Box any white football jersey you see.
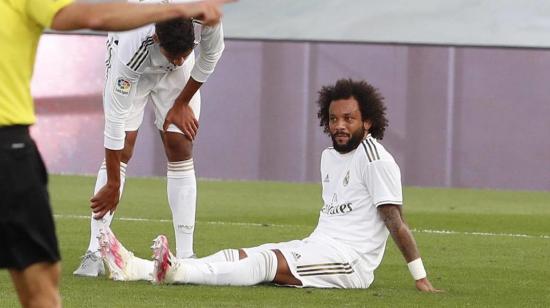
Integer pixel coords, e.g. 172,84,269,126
102,0,224,149
106,11,224,82
309,135,403,270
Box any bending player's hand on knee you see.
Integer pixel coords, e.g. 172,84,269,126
163,104,198,141
90,184,120,219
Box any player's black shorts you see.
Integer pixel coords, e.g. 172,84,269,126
0,125,60,270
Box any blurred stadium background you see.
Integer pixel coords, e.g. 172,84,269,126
31,0,550,190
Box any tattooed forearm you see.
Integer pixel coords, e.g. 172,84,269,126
380,205,402,233
378,204,420,262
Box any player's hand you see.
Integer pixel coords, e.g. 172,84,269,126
163,104,198,141
179,0,236,26
90,183,120,219
415,277,442,293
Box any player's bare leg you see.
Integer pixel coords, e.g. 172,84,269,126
160,131,196,259
9,262,61,308
120,130,139,164
74,131,138,277
239,249,302,286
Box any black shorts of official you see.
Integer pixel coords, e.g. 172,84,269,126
0,125,60,270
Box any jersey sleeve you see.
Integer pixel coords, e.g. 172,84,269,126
362,160,403,207
191,22,225,83
102,33,147,150
103,61,140,150
26,0,73,28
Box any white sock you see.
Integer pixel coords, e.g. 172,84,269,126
169,250,277,286
127,256,155,281
167,159,196,259
197,249,240,263
86,161,127,253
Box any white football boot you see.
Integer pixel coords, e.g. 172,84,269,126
98,228,154,281
151,235,180,284
73,250,105,277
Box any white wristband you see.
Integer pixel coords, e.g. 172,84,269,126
407,258,427,280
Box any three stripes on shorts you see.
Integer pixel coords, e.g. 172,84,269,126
296,262,354,277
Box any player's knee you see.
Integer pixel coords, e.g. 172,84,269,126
238,249,248,260
164,133,193,161
272,249,302,286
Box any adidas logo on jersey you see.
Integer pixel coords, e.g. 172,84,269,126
324,174,330,182
291,252,302,261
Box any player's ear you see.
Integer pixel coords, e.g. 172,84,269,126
153,33,159,43
363,120,372,133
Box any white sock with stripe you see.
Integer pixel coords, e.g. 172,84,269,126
167,159,196,259
86,161,127,254
196,249,240,263
169,250,277,286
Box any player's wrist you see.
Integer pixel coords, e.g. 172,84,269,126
106,179,121,189
407,258,427,280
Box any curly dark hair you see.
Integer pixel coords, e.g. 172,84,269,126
316,79,388,140
155,18,195,56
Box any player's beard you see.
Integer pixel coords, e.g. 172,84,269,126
331,127,365,154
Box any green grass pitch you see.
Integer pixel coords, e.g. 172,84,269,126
1,175,549,307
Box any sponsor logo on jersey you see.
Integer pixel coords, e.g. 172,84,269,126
115,78,132,96
324,174,330,183
343,171,350,186
321,202,353,215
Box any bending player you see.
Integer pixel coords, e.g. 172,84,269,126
74,1,225,276
99,79,440,291
1,0,230,306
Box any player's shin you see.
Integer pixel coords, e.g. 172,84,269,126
87,161,127,253
167,159,196,258
196,249,240,263
173,250,277,286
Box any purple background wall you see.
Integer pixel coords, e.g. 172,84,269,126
31,34,550,191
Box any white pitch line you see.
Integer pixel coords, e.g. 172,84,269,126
411,229,550,240
53,214,550,240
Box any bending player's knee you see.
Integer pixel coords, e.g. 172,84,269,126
238,249,248,260
163,132,193,161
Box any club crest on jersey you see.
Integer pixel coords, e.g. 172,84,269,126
343,171,350,186
115,77,132,96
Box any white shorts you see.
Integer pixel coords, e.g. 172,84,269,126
243,234,375,289
123,53,201,133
